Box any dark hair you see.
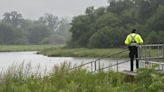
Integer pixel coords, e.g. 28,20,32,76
132,29,136,33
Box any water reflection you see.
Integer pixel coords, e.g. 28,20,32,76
0,51,131,72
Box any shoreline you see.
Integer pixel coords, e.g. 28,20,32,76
0,45,129,58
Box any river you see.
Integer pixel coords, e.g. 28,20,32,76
0,51,131,73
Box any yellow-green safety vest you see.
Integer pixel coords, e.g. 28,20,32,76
124,33,143,46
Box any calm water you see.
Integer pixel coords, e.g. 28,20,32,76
0,51,131,72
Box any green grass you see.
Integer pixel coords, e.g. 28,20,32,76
0,63,164,92
39,48,129,58
0,45,64,52
0,45,161,58
0,45,129,58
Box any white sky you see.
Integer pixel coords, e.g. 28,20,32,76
0,0,108,20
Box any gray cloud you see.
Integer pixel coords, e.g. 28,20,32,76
0,0,108,19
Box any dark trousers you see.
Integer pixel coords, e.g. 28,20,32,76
128,46,139,71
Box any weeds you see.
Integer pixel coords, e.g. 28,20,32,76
0,62,164,92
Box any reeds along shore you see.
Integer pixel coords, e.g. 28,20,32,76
0,62,164,92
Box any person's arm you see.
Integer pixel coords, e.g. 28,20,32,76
125,35,131,45
137,34,143,45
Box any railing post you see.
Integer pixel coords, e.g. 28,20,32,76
162,64,164,71
158,64,161,70
144,46,146,60
138,45,141,60
148,46,151,61
98,59,100,71
157,45,160,58
145,46,149,65
116,59,118,72
138,45,142,68
163,44,164,58
94,61,96,71
91,62,93,72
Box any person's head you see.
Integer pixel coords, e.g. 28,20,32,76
132,29,136,33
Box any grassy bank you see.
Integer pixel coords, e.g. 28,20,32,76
0,63,163,92
39,48,129,58
0,45,63,52
0,45,129,58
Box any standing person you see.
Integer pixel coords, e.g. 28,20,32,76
124,29,143,71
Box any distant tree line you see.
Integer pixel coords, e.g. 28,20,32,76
0,11,71,45
69,0,164,48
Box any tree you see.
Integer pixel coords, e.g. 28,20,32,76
107,0,134,15
88,26,123,48
38,13,60,31
55,18,71,42
85,6,95,15
69,15,96,47
96,13,120,29
28,23,52,44
0,23,27,44
2,11,24,27
68,0,164,48
41,18,71,45
146,5,164,31
94,7,106,17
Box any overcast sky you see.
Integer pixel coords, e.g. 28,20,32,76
0,0,108,19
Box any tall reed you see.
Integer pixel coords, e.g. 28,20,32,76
0,62,163,92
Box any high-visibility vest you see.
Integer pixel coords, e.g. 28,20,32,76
124,33,143,45
130,34,137,46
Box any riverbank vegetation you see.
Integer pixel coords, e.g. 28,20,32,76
0,45,161,58
0,45,63,52
0,63,163,92
0,45,128,58
39,47,128,58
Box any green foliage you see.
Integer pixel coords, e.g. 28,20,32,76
107,0,134,15
39,47,128,57
0,45,62,52
136,66,164,92
0,63,164,92
69,0,164,48
27,23,52,44
69,15,96,47
145,31,164,44
146,5,164,31
96,13,121,29
0,23,27,44
88,27,122,48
